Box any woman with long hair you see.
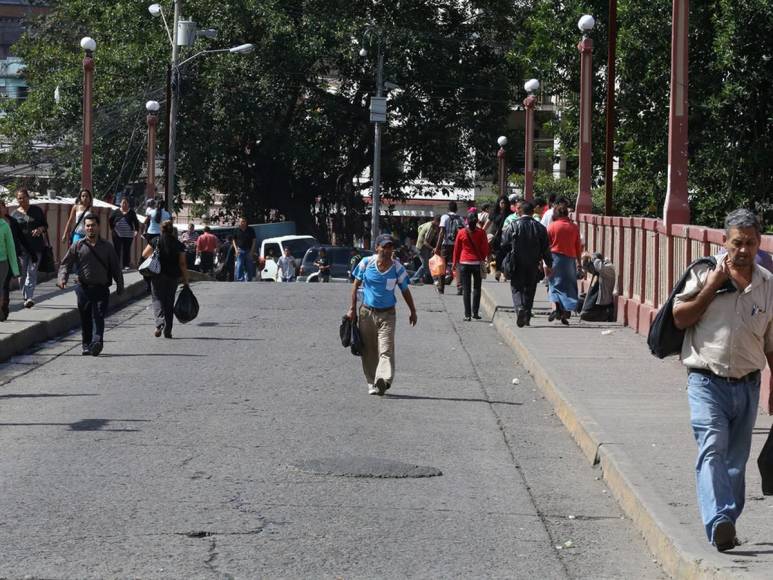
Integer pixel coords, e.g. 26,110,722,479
62,188,93,245
11,188,48,308
490,196,511,280
546,201,582,325
141,220,189,338
452,208,490,321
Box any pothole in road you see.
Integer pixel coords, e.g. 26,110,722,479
292,456,442,478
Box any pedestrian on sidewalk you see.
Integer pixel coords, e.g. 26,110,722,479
57,214,124,356
195,226,218,275
348,234,418,396
232,218,257,282
452,208,490,321
578,252,616,322
540,193,558,229
500,200,552,327
434,200,464,295
672,209,773,552
142,220,189,339
12,188,48,309
0,200,19,322
546,201,582,325
1,198,30,321
488,196,511,281
109,198,140,270
61,189,93,246
144,199,172,244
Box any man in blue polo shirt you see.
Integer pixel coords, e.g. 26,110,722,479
347,234,418,396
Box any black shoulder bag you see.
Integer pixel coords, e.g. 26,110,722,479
647,257,717,359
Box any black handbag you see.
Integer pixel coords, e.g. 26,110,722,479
38,232,56,273
339,302,362,356
758,424,773,495
174,285,199,323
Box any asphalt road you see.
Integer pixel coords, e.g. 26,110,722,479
0,282,665,579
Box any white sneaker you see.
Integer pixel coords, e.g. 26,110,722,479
368,384,379,395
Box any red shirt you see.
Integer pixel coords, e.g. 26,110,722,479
547,218,582,258
453,226,490,265
196,232,218,254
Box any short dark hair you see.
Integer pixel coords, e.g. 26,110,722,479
203,226,211,233
84,212,99,225
534,197,546,208
448,200,458,213
520,201,535,215
481,203,491,211
725,209,762,237
557,197,570,207
548,193,557,204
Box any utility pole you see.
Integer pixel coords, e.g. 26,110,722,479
166,0,181,210
369,41,385,250
80,37,96,193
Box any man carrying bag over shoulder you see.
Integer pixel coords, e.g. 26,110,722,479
58,213,124,356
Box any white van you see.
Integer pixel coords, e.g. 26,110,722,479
260,235,318,281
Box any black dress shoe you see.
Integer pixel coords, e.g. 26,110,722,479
548,311,558,322
463,316,471,322
516,309,527,328
714,521,738,552
82,347,91,356
90,342,103,356
472,314,481,320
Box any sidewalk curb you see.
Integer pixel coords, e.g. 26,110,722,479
480,287,761,580
0,277,148,365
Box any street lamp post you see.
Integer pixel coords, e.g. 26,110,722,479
663,0,690,226
523,79,539,202
497,136,507,198
146,100,160,199
80,36,96,193
575,15,595,216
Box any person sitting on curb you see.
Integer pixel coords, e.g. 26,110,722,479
673,208,773,552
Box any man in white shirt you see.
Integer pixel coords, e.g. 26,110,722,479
540,193,558,228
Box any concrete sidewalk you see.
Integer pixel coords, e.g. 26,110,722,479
480,280,773,580
0,272,148,364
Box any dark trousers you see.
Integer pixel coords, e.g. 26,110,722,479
511,282,538,316
459,264,482,318
199,251,214,274
436,245,460,292
75,284,110,347
151,274,178,333
112,235,133,268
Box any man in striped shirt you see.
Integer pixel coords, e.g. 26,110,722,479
348,234,418,396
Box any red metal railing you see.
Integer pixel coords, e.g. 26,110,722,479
576,213,773,413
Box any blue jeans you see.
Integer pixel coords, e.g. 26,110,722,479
235,250,255,281
19,251,42,300
687,370,760,542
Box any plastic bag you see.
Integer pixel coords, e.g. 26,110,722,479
174,285,199,324
429,254,446,278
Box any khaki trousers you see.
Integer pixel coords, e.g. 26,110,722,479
358,306,396,386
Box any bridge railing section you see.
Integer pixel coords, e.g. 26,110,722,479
576,214,773,413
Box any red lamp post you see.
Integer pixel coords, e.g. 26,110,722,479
663,0,690,226
80,37,96,193
575,15,595,216
523,78,540,202
497,136,507,198
146,100,160,199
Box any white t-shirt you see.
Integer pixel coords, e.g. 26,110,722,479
540,208,555,229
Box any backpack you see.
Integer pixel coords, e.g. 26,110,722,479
647,257,717,359
445,213,464,244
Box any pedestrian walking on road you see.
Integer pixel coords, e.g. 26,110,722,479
672,209,773,552
546,201,582,325
277,246,297,282
452,208,490,321
0,201,19,322
434,201,464,295
142,220,190,339
62,189,93,246
12,188,48,309
348,234,417,396
109,198,140,270
233,218,257,282
500,201,552,327
315,247,331,282
57,214,124,356
411,216,439,285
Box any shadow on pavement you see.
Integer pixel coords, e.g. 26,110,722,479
386,393,523,406
0,418,149,432
0,393,99,400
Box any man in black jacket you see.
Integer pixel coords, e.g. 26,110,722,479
58,214,124,356
499,201,552,327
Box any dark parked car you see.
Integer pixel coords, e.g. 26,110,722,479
300,246,373,281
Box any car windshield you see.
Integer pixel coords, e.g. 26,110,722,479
284,238,317,259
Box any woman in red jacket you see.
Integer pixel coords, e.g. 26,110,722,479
453,208,490,321
546,202,583,324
